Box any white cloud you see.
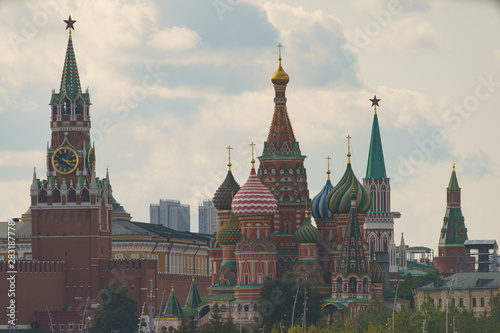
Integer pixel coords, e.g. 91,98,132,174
147,26,200,52
0,151,45,167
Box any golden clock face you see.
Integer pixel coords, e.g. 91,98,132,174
52,147,79,174
87,148,96,174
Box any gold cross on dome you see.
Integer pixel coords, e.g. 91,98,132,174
346,135,352,163
250,142,256,168
326,156,331,180
277,43,282,60
226,145,233,170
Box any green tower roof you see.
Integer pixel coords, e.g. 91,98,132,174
164,288,183,318
365,113,387,179
448,164,460,189
337,198,369,276
185,279,202,308
439,164,467,246
60,34,82,97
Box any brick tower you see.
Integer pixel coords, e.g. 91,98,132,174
30,19,113,308
434,163,473,275
363,96,400,257
257,47,308,276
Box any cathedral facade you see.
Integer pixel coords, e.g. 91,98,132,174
200,52,396,324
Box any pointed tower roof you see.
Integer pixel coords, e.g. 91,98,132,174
53,17,89,104
439,163,467,246
164,286,183,318
448,162,459,189
185,278,202,308
31,166,38,191
261,46,302,157
60,31,82,97
337,192,369,276
366,96,387,179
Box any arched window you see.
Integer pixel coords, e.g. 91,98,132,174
52,189,61,203
285,223,290,233
221,304,227,312
348,277,357,293
277,258,284,271
363,278,369,294
81,188,90,202
39,189,47,203
286,258,293,271
63,99,71,115
67,189,76,202
76,100,83,115
336,277,342,293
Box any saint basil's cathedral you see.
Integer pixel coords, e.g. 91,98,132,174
198,48,401,323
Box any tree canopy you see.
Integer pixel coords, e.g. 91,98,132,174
259,274,322,330
91,283,139,333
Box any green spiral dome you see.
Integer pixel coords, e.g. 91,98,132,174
327,163,372,214
294,215,320,244
370,260,387,284
216,213,241,246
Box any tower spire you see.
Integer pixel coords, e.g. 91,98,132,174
366,96,387,179
60,15,81,97
263,44,300,157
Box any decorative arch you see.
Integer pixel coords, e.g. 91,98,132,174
348,277,357,293
38,189,47,203
336,277,342,293
67,189,76,202
81,188,90,202
52,189,61,203
363,278,369,294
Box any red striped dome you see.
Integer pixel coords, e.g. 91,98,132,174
232,167,277,217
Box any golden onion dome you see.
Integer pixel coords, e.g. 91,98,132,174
271,58,289,85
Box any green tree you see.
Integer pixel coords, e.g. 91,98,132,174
222,312,237,333
176,313,198,333
204,304,224,333
355,301,391,331
259,274,322,329
395,271,441,309
483,294,500,332
91,283,139,333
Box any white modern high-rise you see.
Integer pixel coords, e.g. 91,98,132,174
150,199,190,232
198,200,217,235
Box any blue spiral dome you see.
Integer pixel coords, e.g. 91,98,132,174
311,179,334,219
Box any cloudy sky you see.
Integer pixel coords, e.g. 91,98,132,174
1,0,499,250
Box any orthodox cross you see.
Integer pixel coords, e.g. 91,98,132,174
250,142,256,167
226,145,233,170
326,156,331,180
346,135,352,163
277,43,282,60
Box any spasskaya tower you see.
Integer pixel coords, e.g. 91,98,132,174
30,16,113,308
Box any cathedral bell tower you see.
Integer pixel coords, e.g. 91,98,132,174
257,46,308,276
30,17,113,308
